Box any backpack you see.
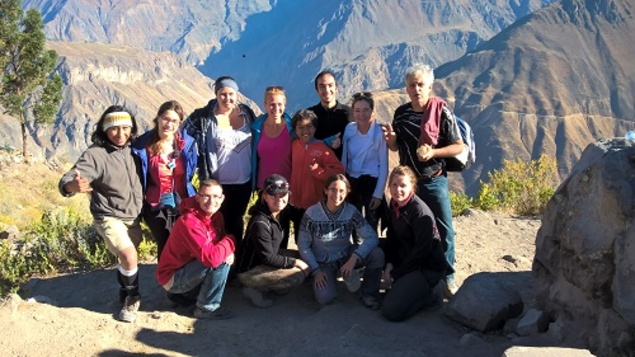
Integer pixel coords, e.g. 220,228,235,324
445,116,476,172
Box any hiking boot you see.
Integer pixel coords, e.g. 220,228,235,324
119,295,141,323
342,269,361,293
167,292,197,308
443,280,459,299
360,295,380,310
242,287,273,308
193,306,234,320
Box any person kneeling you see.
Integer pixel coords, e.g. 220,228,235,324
237,174,309,308
156,179,236,320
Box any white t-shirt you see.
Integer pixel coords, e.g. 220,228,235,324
216,118,252,184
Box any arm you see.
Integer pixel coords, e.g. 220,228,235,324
248,217,295,269
59,149,100,196
381,122,398,152
297,214,320,273
180,214,236,269
390,213,437,280
373,130,389,200
310,145,345,180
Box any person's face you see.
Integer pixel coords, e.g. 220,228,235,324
295,118,316,144
105,125,132,147
405,73,432,106
264,192,289,213
266,94,285,120
216,87,237,111
325,179,348,208
196,184,225,216
157,109,180,139
389,174,414,204
353,100,372,125
316,74,337,107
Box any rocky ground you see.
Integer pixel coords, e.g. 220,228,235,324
0,210,592,356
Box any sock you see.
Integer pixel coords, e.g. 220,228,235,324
117,265,140,298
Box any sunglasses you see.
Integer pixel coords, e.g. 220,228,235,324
352,91,372,99
265,181,289,194
266,85,285,92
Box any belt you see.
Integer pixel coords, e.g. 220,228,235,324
419,169,443,182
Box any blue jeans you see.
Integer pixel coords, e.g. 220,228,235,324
417,173,455,282
314,246,384,305
167,260,230,312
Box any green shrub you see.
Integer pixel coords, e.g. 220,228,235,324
475,155,557,215
450,191,473,216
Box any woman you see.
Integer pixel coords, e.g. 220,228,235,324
183,76,256,245
290,109,344,209
381,165,452,322
237,174,309,308
298,174,384,309
59,105,144,323
342,92,388,230
132,100,197,260
251,86,295,189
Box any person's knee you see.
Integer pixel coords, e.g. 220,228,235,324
366,247,385,269
381,302,406,322
315,288,337,305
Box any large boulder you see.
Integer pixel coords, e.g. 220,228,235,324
534,138,635,356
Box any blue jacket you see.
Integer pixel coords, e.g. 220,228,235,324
183,99,256,181
131,129,198,197
250,112,296,191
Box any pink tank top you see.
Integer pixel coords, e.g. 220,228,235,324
257,126,292,188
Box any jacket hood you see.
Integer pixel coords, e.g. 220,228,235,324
248,200,272,217
179,196,201,216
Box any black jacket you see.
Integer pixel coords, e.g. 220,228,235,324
237,201,304,273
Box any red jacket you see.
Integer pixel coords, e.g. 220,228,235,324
155,196,236,286
290,139,344,209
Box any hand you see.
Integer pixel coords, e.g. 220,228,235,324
309,158,319,171
368,197,381,211
331,132,341,149
225,253,235,266
314,271,327,290
381,123,396,145
65,169,92,194
294,259,310,276
339,255,358,280
383,263,394,285
416,144,435,162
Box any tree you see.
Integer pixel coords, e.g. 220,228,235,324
0,0,63,162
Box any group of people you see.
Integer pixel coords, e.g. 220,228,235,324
59,63,464,323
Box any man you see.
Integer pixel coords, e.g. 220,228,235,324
156,179,236,319
382,63,463,298
307,70,351,160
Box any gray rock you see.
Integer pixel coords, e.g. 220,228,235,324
534,138,635,355
0,225,19,241
445,272,523,332
516,308,549,336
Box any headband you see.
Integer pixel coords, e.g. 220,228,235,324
102,111,133,131
215,78,239,93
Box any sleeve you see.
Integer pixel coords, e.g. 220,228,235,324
373,127,389,199
297,213,319,271
351,206,378,259
181,214,236,269
390,211,437,280
384,208,398,265
341,125,352,172
58,148,101,197
310,144,345,180
248,216,295,269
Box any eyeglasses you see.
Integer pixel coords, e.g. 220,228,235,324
160,116,180,125
197,193,223,201
352,92,372,99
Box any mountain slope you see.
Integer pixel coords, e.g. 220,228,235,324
429,0,635,193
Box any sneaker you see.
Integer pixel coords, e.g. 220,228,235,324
443,280,459,299
242,287,273,308
360,295,380,310
193,306,234,320
342,269,361,293
119,295,141,323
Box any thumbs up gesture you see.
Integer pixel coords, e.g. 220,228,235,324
331,132,342,149
65,169,93,194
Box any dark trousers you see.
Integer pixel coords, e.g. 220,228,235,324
381,269,441,322
220,180,252,250
143,201,176,261
347,175,387,232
